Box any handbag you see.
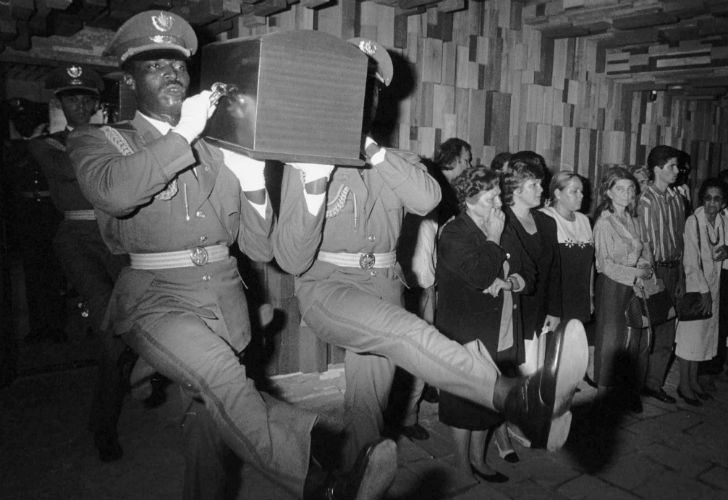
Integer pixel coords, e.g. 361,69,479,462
625,277,676,329
676,219,712,322
676,292,711,321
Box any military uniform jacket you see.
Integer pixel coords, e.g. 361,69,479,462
68,112,273,350
29,130,94,211
274,146,441,300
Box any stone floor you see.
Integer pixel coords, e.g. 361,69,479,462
2,352,728,500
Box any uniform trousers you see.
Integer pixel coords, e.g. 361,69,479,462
53,220,128,438
297,267,499,470
118,260,317,497
14,199,65,337
644,266,680,392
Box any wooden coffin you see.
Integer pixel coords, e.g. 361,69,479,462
201,30,369,166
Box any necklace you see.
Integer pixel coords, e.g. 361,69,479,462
706,214,723,247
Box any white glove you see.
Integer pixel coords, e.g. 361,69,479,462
290,162,334,183
221,148,266,191
172,90,216,143
364,136,385,165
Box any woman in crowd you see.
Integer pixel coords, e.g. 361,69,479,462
541,171,594,325
675,178,727,405
630,165,651,196
593,166,653,412
436,167,534,482
501,152,562,375
489,152,512,174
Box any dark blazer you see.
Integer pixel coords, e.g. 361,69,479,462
503,205,562,339
436,212,534,365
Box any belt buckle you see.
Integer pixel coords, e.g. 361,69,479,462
359,252,375,271
190,246,209,266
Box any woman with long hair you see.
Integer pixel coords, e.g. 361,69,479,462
593,166,653,412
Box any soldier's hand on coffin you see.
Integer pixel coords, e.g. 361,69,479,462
364,136,383,162
172,90,217,144
221,148,266,191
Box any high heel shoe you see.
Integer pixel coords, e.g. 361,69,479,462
677,388,703,407
470,465,508,483
494,436,520,463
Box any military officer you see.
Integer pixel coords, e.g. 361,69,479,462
28,65,131,461
273,38,589,468
69,10,396,500
5,98,66,343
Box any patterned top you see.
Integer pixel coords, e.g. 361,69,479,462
638,183,686,263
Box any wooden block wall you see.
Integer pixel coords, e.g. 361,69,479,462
226,0,728,375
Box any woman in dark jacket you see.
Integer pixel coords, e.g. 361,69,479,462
501,151,562,375
437,167,534,482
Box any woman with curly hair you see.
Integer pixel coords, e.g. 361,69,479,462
437,166,534,481
501,151,562,375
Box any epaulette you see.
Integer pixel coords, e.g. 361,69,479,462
43,136,66,152
104,121,135,131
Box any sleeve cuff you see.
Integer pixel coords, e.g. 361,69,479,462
303,192,325,216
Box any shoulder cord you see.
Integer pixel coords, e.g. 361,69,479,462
101,126,135,156
100,125,178,201
44,137,66,152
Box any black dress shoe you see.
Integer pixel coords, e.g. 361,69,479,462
323,438,397,500
471,465,508,483
503,319,588,450
400,423,430,441
501,451,519,463
694,391,714,401
94,431,123,462
583,374,598,389
627,394,643,414
677,388,703,407
641,387,676,404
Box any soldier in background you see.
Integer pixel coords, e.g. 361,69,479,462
4,97,66,343
28,66,130,462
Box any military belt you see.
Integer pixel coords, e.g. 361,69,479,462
317,250,396,271
130,245,229,270
64,210,96,221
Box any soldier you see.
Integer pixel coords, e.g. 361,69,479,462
5,97,66,343
274,38,588,469
69,10,396,500
27,65,130,461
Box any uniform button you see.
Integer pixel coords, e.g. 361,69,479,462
202,274,211,281
34,180,39,184
367,234,376,242
204,166,210,171
199,235,207,243
196,210,206,218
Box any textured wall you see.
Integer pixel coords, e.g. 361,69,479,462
227,0,728,375
229,0,728,202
